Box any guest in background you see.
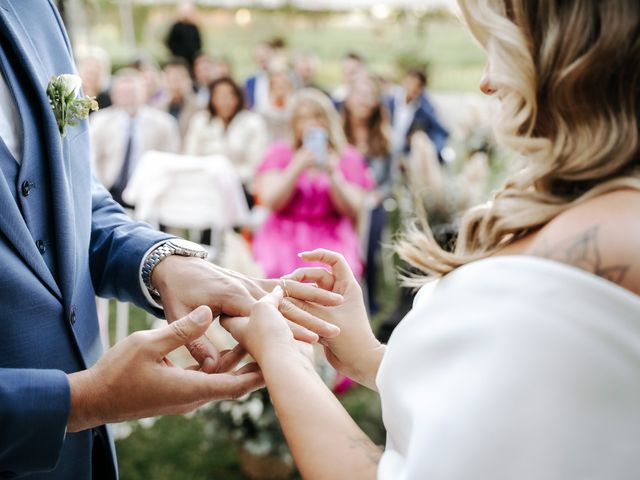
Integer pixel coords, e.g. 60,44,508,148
184,77,267,195
154,57,201,141
253,89,373,279
193,53,217,106
90,69,180,208
387,67,449,160
211,55,233,82
293,51,327,95
343,74,394,314
332,52,367,107
76,46,112,111
131,57,164,105
193,54,234,107
244,41,273,110
255,58,295,143
165,0,202,72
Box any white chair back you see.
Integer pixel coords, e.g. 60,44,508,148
123,151,249,231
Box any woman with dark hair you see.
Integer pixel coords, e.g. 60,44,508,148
343,74,393,314
184,77,267,190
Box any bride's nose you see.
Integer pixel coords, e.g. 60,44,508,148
480,65,497,96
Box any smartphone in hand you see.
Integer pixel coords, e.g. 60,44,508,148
304,127,329,168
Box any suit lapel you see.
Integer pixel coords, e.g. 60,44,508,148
0,1,75,303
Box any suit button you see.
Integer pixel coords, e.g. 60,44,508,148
21,180,33,197
36,240,46,254
70,305,77,325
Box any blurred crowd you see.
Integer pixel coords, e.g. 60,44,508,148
79,3,495,328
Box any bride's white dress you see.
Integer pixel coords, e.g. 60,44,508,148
376,256,640,480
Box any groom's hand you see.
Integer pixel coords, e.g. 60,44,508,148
151,256,342,372
66,306,263,432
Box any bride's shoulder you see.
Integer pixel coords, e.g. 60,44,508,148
522,189,640,295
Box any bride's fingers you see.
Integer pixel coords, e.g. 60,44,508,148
283,268,335,291
280,278,343,306
258,285,285,308
287,319,321,343
280,299,340,339
298,249,357,287
219,316,249,343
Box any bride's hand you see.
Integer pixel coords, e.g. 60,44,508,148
220,287,311,364
283,249,385,391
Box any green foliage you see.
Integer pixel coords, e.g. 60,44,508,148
115,385,385,480
116,415,245,480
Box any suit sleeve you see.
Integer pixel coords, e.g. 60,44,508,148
424,112,449,156
0,369,70,478
89,176,174,317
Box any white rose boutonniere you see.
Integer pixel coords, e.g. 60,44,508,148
46,74,98,137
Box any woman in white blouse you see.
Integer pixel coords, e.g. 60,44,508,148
184,77,267,190
222,0,640,478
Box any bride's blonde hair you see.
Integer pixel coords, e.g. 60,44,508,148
397,0,640,282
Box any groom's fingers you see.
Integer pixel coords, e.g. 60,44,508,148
163,303,221,373
168,366,264,402
216,343,247,373
186,335,221,374
153,306,216,358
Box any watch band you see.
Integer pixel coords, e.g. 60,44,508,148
142,243,177,298
142,240,209,300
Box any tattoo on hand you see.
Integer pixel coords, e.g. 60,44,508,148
348,434,382,465
532,225,630,284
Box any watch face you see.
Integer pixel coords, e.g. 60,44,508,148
169,238,208,254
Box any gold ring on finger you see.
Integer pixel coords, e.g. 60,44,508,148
281,278,291,298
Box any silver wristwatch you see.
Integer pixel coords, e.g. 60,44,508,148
142,239,208,298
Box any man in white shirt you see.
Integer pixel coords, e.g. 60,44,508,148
90,68,180,207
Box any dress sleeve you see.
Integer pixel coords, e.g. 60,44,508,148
255,142,292,175
376,294,636,480
339,146,375,190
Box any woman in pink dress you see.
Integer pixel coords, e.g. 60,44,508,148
253,88,373,279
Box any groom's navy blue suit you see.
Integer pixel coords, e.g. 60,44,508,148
0,1,171,478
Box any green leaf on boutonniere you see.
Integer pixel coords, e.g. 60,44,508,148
46,74,99,137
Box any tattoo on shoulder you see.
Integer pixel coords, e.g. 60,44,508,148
531,225,630,285
348,435,382,465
